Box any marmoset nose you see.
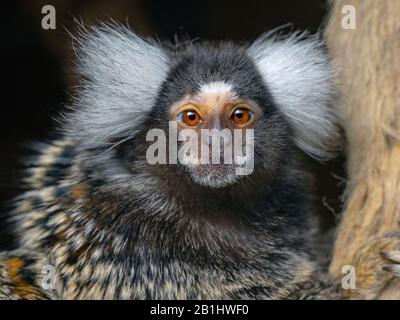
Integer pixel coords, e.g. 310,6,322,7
203,122,233,147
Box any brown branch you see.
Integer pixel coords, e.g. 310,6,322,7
325,0,400,299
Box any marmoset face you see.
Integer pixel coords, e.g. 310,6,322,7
145,45,293,188
68,25,338,193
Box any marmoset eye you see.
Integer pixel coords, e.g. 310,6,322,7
231,107,253,125
178,110,202,126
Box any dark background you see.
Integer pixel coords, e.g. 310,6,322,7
0,0,345,249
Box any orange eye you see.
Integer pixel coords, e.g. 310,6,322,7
231,108,253,125
178,110,201,126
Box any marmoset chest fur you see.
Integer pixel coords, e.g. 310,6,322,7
0,24,342,299
3,138,332,299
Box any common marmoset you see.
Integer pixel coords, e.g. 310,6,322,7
0,24,399,299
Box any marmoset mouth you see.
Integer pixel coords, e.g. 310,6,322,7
187,163,240,188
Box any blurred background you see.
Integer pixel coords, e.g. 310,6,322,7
0,0,345,249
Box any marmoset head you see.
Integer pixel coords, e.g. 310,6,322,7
66,24,339,191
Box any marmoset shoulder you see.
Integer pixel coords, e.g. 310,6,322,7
0,24,398,299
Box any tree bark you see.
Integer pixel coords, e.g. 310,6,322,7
325,0,400,299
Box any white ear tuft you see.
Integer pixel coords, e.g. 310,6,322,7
66,23,170,150
248,32,340,160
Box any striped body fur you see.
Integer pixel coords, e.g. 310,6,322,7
0,138,338,299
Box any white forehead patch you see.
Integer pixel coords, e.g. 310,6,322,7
198,81,236,99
